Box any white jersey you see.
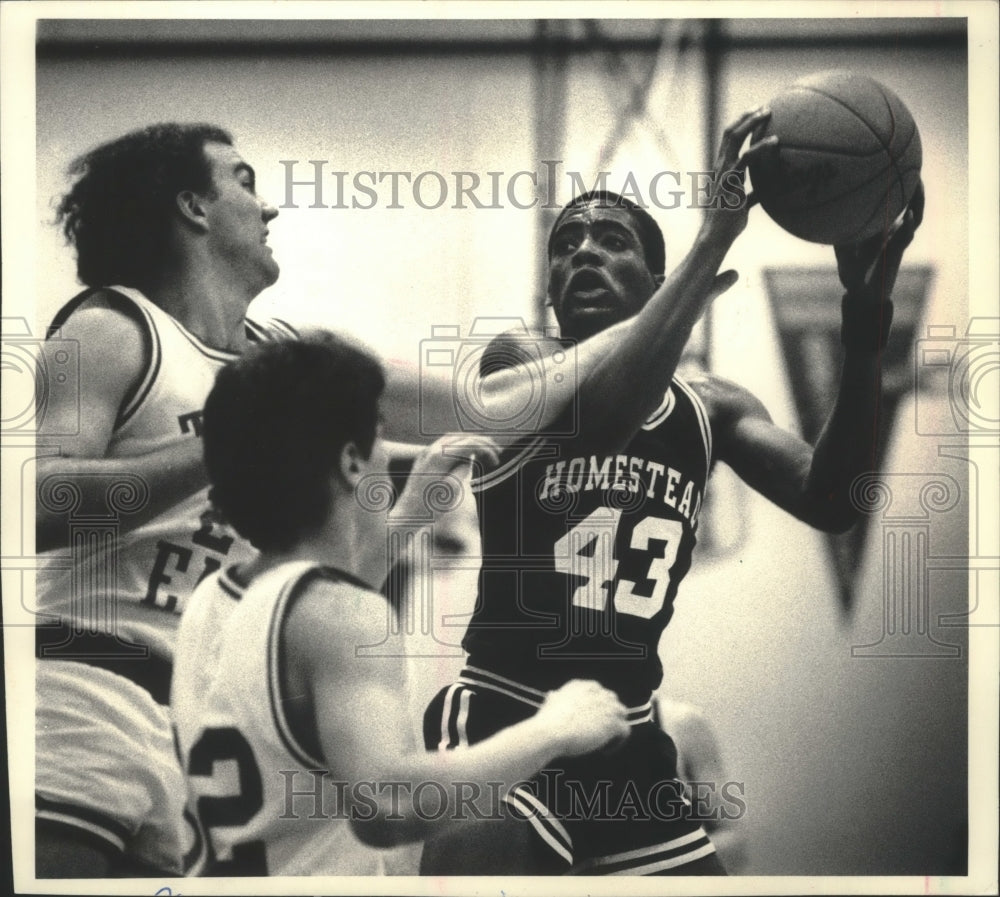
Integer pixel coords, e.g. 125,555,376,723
34,287,299,872
36,287,297,672
173,562,391,876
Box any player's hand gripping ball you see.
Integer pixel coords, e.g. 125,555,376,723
748,71,922,245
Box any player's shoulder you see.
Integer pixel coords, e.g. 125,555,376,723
681,371,771,428
49,288,149,366
182,565,232,619
50,288,146,341
42,289,151,410
175,568,233,664
283,572,387,665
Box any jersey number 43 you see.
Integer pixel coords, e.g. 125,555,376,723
553,508,682,620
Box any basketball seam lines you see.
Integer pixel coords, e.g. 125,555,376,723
798,82,917,235
764,159,893,214
890,108,919,158
875,81,921,237
795,84,897,157
769,142,886,158
874,83,904,239
766,82,918,240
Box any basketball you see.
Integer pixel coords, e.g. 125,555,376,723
748,71,922,245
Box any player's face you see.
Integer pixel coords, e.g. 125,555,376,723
547,206,659,341
202,142,280,295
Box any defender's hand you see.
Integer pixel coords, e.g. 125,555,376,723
410,434,502,479
534,679,630,757
389,434,499,526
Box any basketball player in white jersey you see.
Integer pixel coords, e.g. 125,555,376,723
170,332,631,875
34,123,288,877
33,123,469,877
31,121,679,878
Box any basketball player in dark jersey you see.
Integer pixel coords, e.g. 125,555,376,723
423,110,925,874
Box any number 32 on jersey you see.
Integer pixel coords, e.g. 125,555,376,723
553,508,682,620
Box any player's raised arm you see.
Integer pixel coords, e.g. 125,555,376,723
284,582,630,847
702,184,925,533
35,301,209,552
472,108,778,453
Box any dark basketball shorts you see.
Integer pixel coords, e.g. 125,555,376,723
424,665,724,875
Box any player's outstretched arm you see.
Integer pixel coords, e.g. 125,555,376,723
284,325,445,449
701,185,925,533
35,303,210,552
284,583,630,847
474,109,778,453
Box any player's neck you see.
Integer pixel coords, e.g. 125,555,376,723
142,264,253,353
246,516,384,592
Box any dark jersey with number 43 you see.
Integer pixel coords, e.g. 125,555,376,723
464,376,712,706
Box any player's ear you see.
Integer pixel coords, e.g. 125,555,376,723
337,441,364,487
653,273,665,288
176,190,210,232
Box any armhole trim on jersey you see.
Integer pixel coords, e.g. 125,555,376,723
36,794,131,853
47,287,102,336
266,317,300,339
672,376,713,473
266,568,330,770
243,318,270,343
641,388,676,431
471,435,548,494
436,683,474,750
318,564,372,591
503,785,574,864
46,287,161,432
114,298,160,430
217,568,245,601
245,316,300,342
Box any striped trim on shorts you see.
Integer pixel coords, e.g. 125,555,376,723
432,666,707,871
